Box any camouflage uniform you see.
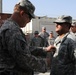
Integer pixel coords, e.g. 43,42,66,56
50,32,76,75
0,19,47,75
68,32,76,42
39,32,49,47
30,31,47,58
46,37,55,46
51,15,76,75
30,36,44,47
39,32,49,39
46,36,55,69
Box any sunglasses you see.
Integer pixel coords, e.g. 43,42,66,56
24,11,32,20
27,13,32,20
56,23,64,25
71,26,74,27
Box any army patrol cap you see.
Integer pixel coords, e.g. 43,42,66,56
71,22,76,26
17,0,35,18
34,31,39,34
54,15,72,24
50,31,53,34
42,27,46,30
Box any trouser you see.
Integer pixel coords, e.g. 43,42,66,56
0,70,34,75
0,71,17,75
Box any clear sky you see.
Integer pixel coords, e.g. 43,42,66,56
2,0,76,19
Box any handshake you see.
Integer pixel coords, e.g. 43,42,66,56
43,45,56,52
31,45,56,57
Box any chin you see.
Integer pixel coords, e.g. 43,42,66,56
56,30,59,33
20,25,25,28
56,31,60,35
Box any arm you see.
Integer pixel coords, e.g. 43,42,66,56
5,29,47,73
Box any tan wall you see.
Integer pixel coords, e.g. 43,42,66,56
32,17,57,37
21,16,76,38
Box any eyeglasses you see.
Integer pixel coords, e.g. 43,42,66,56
26,13,32,20
71,26,74,28
56,23,64,25
43,29,46,30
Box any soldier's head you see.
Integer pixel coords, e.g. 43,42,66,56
49,31,54,37
14,0,35,18
34,31,39,36
42,27,46,32
54,15,72,35
70,21,76,33
13,0,35,27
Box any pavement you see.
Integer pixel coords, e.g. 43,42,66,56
34,70,50,75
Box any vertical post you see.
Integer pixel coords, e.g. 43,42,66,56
0,0,2,13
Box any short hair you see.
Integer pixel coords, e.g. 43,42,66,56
14,4,28,13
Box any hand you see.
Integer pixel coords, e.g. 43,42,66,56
46,45,56,52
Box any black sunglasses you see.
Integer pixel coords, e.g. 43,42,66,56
26,13,32,20
56,23,64,25
24,11,32,20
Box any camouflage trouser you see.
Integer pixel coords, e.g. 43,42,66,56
0,71,17,75
0,71,33,75
17,72,33,75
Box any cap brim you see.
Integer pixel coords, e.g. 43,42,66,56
29,13,35,18
53,19,65,23
71,24,76,26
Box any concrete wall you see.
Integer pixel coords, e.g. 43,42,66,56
21,16,76,38
21,16,58,37
32,16,57,37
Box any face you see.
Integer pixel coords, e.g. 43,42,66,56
34,34,39,37
71,26,76,33
20,11,32,27
50,33,53,37
42,28,46,32
55,23,69,35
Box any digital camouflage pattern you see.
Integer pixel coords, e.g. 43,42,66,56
0,18,47,75
50,33,76,75
30,36,44,47
39,32,49,39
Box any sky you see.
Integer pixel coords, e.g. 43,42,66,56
2,0,76,19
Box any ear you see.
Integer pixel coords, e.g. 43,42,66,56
20,10,25,16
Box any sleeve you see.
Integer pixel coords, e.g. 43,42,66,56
68,39,76,62
5,29,47,73
30,38,34,46
73,42,76,59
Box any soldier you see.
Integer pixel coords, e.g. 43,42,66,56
50,15,76,75
0,0,56,75
39,27,49,47
39,27,49,39
46,31,55,69
68,21,76,41
30,31,46,58
46,31,55,46
30,31,45,47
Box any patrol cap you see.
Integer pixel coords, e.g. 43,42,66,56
50,31,53,34
17,0,35,18
71,22,76,26
54,15,72,24
42,27,46,30
34,31,39,34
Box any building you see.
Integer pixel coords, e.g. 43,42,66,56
0,13,76,38
0,13,11,27
22,16,57,37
